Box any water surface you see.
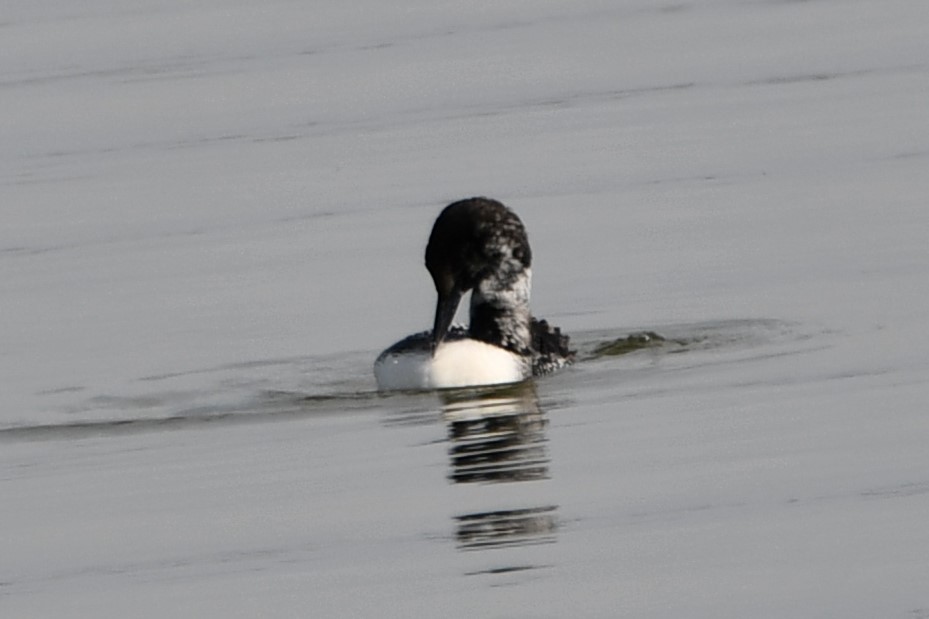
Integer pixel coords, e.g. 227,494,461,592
3,1,929,617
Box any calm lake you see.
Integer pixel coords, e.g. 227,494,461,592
3,1,928,617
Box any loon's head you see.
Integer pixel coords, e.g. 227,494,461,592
425,198,532,353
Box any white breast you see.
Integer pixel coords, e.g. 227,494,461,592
374,338,527,390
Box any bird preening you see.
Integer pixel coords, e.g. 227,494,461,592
375,197,573,390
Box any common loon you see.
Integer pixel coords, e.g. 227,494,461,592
374,197,574,390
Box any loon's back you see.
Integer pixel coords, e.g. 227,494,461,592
374,327,529,391
530,318,575,376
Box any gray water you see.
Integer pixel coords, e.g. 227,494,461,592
3,1,929,617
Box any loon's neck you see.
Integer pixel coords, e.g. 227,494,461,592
467,269,532,355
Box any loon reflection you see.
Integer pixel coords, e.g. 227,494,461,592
439,382,558,552
443,384,549,484
455,505,557,551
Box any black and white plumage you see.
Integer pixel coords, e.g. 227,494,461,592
374,197,574,390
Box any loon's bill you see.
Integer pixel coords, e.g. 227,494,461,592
375,197,574,391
